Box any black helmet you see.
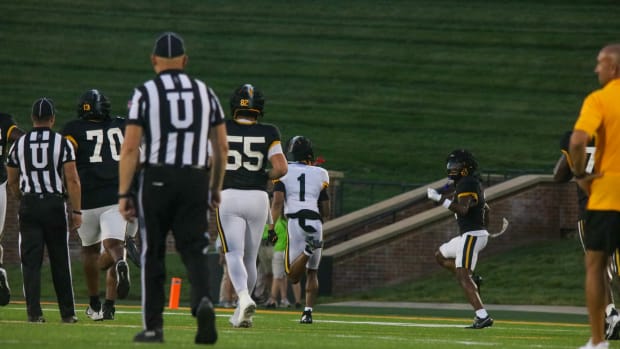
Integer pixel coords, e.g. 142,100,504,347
446,149,478,180
229,84,265,119
77,89,111,120
286,136,314,162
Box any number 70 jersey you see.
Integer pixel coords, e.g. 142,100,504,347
275,162,329,216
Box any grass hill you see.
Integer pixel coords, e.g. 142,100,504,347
3,0,619,190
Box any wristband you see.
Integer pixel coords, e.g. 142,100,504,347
442,199,452,209
72,210,82,215
573,173,587,179
118,192,133,198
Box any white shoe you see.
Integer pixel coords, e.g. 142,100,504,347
229,305,240,327
237,296,256,328
85,306,104,321
579,339,609,349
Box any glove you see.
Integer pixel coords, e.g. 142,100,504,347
267,229,278,245
427,188,442,202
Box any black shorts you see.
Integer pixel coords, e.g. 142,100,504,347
584,210,620,255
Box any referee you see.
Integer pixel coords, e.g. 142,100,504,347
119,32,228,344
6,97,82,323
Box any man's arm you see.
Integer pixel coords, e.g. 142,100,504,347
63,161,82,230
553,154,573,183
269,189,285,230
118,124,142,221
569,130,590,177
208,123,228,210
6,166,20,200
268,153,288,180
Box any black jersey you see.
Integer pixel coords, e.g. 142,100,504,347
455,175,486,234
223,119,282,191
0,113,19,183
61,117,125,209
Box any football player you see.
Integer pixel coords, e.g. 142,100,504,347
427,149,493,329
270,136,330,324
217,84,287,328
61,89,138,320
0,112,24,306
554,130,620,340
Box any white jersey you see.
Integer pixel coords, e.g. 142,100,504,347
277,162,329,216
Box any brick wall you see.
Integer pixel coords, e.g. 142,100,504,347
324,181,579,295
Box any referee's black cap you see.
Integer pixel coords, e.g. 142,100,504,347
32,97,55,118
153,32,185,58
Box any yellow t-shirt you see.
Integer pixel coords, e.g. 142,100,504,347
574,79,620,210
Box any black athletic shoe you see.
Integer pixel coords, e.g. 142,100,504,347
300,310,313,324
28,315,46,323
605,313,620,340
102,303,115,320
195,297,217,345
115,260,130,299
304,237,323,255
62,315,78,323
466,316,493,329
134,329,164,343
0,267,10,306
125,236,141,268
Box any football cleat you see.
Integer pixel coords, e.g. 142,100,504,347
125,236,141,268
237,297,256,328
466,315,493,329
115,260,130,299
102,303,115,320
300,310,313,324
0,267,10,306
304,236,323,255
134,329,164,343
85,305,104,321
605,314,620,340
195,297,217,344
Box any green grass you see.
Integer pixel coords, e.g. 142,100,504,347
2,0,619,196
0,302,595,349
3,236,588,308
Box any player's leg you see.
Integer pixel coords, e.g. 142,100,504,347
0,182,9,306
78,208,105,320
300,269,318,324
436,236,460,273
455,232,492,329
101,207,130,300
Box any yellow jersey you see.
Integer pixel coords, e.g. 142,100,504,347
574,79,620,210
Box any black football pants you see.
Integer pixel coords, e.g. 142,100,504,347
19,194,75,318
138,166,213,331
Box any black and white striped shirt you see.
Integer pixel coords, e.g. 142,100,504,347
7,127,76,195
127,69,225,168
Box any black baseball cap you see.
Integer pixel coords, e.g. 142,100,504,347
32,97,55,118
153,32,185,58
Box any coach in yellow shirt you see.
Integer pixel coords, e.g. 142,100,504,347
570,43,620,349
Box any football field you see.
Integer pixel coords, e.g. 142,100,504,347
0,301,602,349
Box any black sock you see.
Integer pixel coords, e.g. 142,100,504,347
90,296,101,311
104,299,115,307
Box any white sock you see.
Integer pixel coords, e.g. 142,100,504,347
475,309,489,318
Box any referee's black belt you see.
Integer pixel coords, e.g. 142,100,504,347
22,192,65,199
143,163,206,170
